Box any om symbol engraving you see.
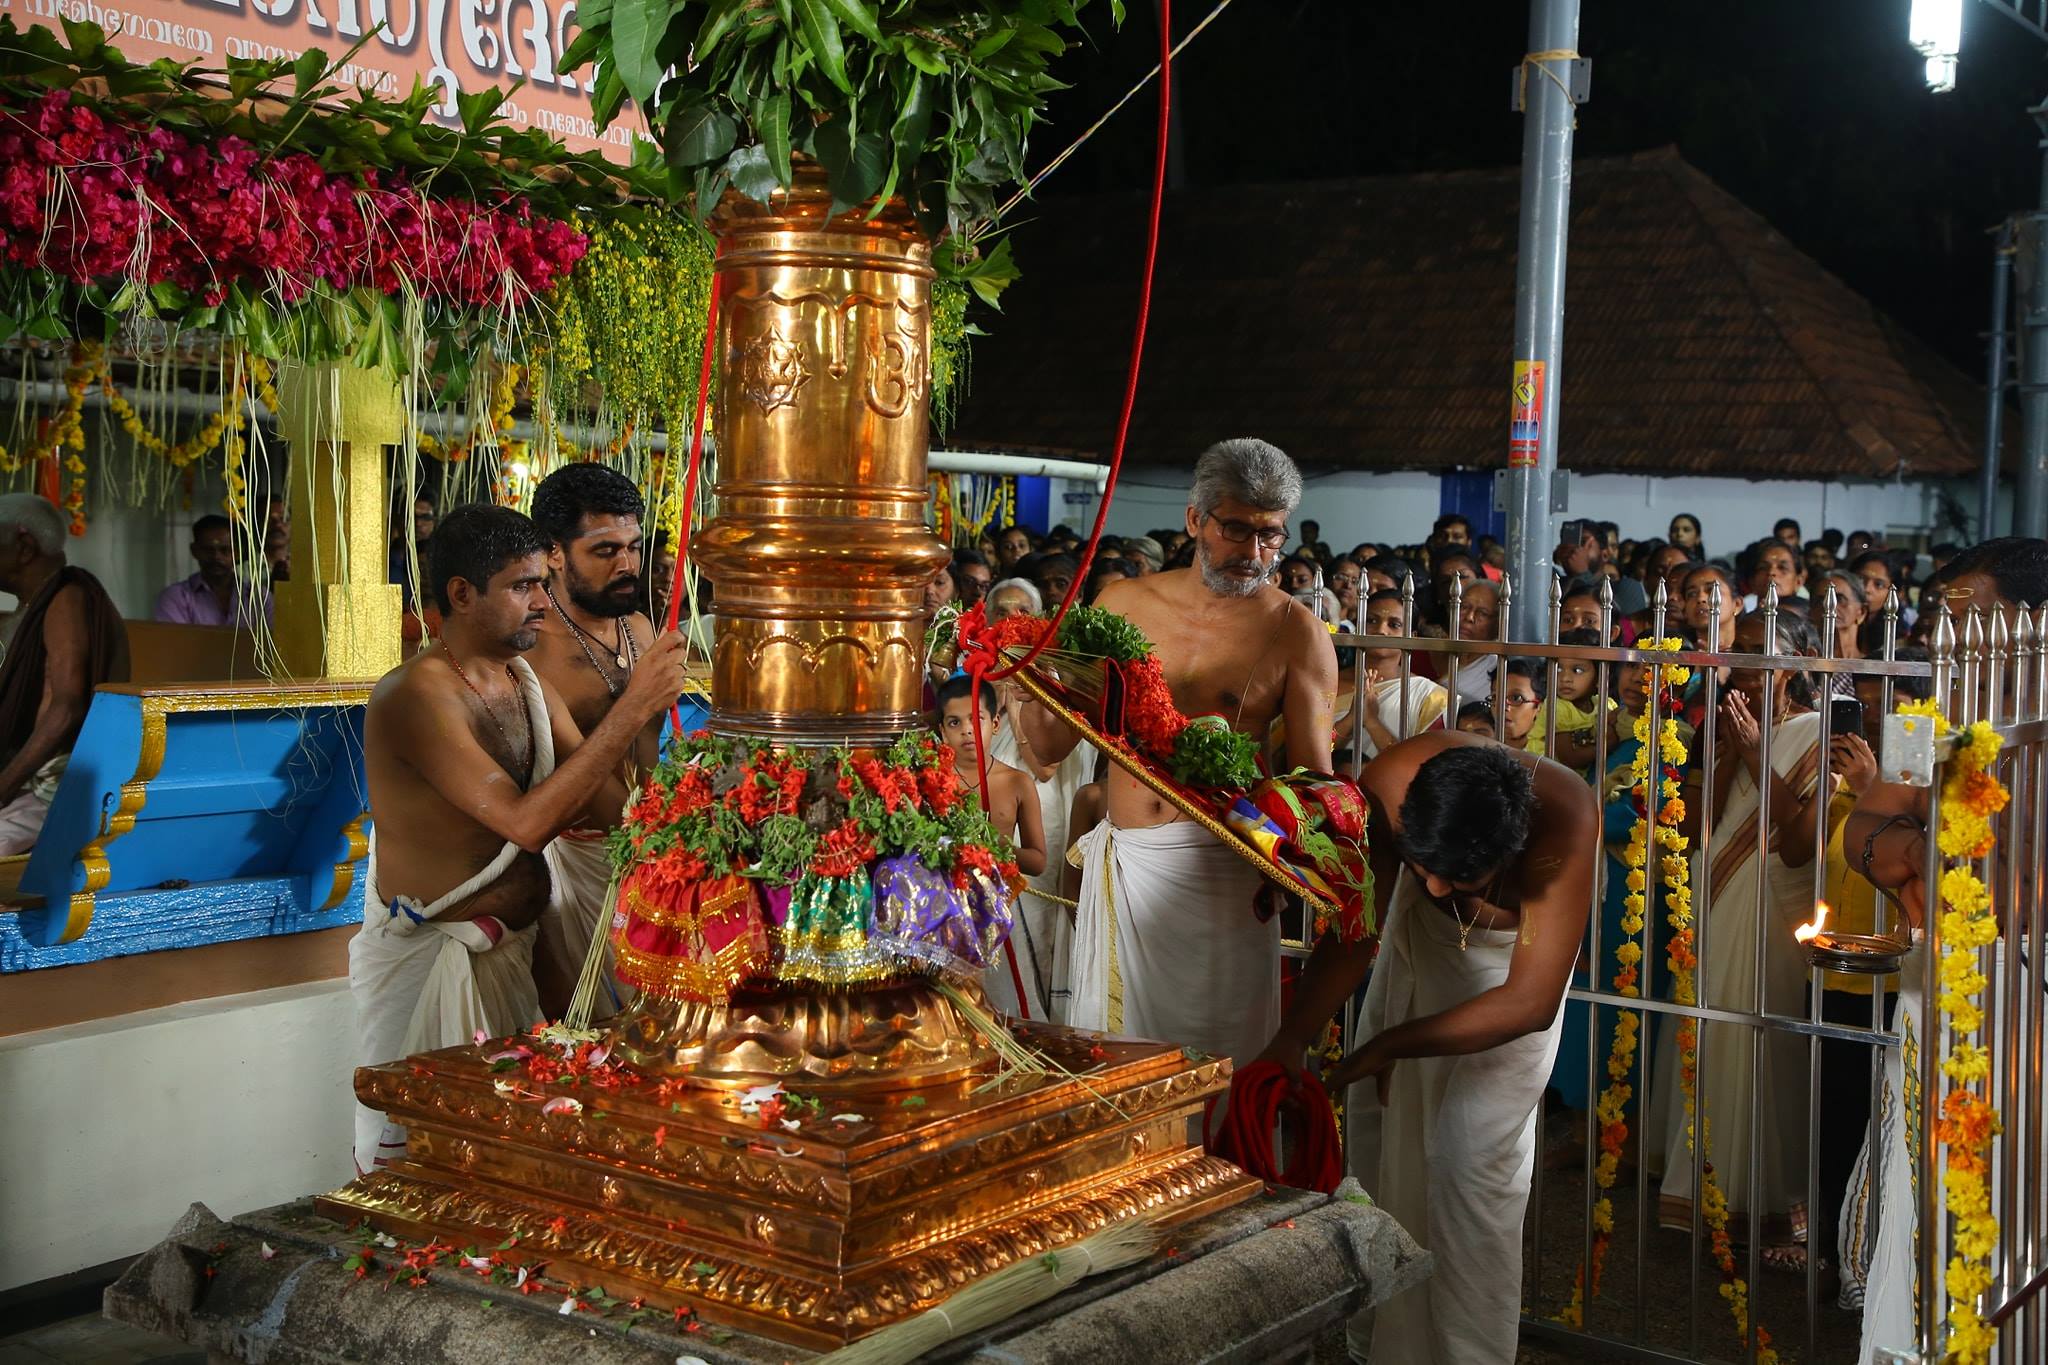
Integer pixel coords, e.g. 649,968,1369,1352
864,310,927,419
738,325,812,414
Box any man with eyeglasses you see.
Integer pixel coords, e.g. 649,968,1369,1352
1019,437,1338,1072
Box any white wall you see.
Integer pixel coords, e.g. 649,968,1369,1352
1059,467,1964,553
0,980,356,1289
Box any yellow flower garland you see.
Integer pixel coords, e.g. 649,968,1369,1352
1895,698,2007,1365
1559,638,1689,1327
1560,639,1780,1362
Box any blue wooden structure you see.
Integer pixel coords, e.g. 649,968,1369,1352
0,679,715,973
0,682,371,972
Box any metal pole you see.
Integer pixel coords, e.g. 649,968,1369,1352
1984,220,2014,539
2014,106,2048,538
1505,0,1580,642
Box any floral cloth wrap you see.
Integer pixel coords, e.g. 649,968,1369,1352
1223,773,1376,941
610,867,772,1002
775,869,895,985
868,854,1015,978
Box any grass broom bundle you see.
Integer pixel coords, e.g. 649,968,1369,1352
812,1209,1168,1365
561,874,623,1033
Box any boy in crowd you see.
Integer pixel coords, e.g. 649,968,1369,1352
936,676,1047,880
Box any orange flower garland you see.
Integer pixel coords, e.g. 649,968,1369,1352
1896,699,2007,1365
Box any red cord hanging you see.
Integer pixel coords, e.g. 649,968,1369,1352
982,0,1173,687
958,0,1176,1018
1209,1060,1344,1194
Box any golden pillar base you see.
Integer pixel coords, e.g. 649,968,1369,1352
271,363,405,681
607,978,998,1087
317,1018,1259,1351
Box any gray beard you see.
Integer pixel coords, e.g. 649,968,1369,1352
1198,545,1271,598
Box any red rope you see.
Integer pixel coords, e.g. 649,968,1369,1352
955,1,1175,1017
983,0,1172,686
1209,1060,1343,1194
662,251,723,735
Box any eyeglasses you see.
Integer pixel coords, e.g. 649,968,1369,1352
1503,692,1540,707
1204,514,1289,549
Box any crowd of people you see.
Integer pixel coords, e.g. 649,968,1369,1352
934,475,2043,1363
0,439,2032,1363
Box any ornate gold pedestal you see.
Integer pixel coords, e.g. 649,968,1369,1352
318,1022,1257,1350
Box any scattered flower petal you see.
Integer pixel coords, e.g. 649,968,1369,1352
259,1242,276,1260
542,1096,584,1116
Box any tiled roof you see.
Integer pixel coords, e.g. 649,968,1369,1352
951,147,1984,479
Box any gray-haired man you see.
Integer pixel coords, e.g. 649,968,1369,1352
1022,438,1338,1066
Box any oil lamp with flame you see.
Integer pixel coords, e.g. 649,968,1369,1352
1797,897,1911,974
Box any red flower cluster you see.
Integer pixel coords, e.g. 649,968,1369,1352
0,90,585,310
951,840,998,889
850,756,919,813
734,753,806,824
917,760,962,815
1117,656,1191,759
810,819,875,878
627,767,712,836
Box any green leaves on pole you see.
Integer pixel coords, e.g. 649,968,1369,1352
560,0,1118,256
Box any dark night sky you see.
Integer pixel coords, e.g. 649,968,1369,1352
1020,0,2048,375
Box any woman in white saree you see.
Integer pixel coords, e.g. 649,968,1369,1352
1652,610,1829,1265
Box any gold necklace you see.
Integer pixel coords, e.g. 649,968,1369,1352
1449,868,1507,952
1450,894,1481,952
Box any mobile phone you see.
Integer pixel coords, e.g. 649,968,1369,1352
1559,518,1591,548
1830,696,1866,738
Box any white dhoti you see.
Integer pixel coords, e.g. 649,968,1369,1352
540,829,632,1021
1065,819,1276,1072
0,754,64,855
983,733,1095,1023
348,658,555,1175
1849,944,1923,1364
1345,871,1567,1365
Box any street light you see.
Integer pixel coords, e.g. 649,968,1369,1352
1911,0,1963,91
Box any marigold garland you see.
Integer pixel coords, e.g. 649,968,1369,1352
1559,639,1691,1327
1895,698,2007,1365
55,343,94,533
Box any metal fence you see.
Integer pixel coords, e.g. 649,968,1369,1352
1280,571,2046,1364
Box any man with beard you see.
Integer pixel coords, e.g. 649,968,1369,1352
525,465,664,1017
352,505,687,1172
1021,438,1338,1069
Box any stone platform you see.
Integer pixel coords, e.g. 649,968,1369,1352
107,1186,1426,1364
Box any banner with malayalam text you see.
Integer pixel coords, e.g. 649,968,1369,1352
7,0,643,159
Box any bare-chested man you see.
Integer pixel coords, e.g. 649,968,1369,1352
352,504,686,1173
1296,732,1595,1364
0,494,127,853
1022,438,1338,1069
524,464,662,1017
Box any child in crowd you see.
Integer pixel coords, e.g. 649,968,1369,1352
1456,700,1497,736
1529,628,1617,775
1499,658,1545,747
936,676,1047,878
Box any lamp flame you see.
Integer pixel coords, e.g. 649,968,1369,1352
1795,899,1831,945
